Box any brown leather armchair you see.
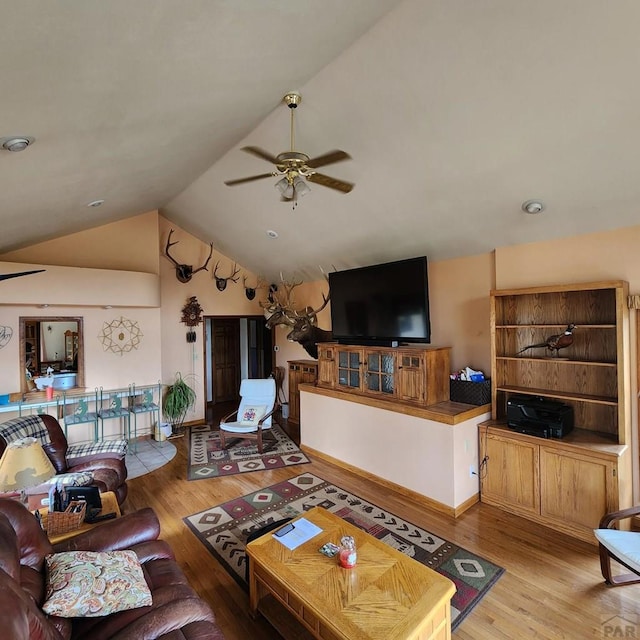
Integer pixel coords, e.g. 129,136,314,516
0,498,225,640
0,414,127,506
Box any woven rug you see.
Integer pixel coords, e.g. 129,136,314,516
184,472,503,630
187,423,310,480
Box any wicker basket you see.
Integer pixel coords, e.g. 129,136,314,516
46,500,86,536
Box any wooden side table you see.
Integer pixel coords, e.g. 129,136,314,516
36,490,121,544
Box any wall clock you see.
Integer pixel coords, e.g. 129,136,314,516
181,296,203,327
181,296,203,343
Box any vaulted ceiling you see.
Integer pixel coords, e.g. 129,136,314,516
2,1,640,281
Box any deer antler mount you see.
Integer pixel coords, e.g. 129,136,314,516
164,229,214,283
214,262,241,291
260,274,332,358
243,275,266,301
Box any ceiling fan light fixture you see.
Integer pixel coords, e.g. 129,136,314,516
294,176,310,197
1,136,35,152
225,91,353,198
275,176,290,196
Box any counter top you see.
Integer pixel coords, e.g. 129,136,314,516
299,383,489,425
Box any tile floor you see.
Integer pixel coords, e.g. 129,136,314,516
125,436,177,479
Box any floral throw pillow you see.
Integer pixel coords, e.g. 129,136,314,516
239,405,266,426
42,550,152,617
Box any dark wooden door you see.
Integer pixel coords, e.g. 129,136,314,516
212,319,241,403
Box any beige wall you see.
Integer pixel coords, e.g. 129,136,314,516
428,252,494,374
0,213,163,399
0,213,265,425
157,216,264,422
0,211,160,273
495,224,640,290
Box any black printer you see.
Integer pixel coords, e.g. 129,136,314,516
506,394,573,439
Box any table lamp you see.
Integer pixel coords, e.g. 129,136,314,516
0,437,56,502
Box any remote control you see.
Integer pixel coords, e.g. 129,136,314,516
86,512,117,524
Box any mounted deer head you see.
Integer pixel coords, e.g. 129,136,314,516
261,273,332,358
243,275,266,301
213,262,241,291
164,229,213,283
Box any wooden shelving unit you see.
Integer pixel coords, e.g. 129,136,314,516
480,280,631,543
287,360,318,426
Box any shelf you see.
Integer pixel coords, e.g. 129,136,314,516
496,324,616,329
496,356,617,367
487,281,630,543
496,385,617,406
302,383,489,425
479,421,625,462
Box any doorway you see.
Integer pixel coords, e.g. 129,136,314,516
204,316,273,424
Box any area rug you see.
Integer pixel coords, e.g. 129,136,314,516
187,423,310,480
184,472,503,630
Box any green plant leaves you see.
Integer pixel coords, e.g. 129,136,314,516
163,372,196,424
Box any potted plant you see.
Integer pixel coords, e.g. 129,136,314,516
163,372,196,438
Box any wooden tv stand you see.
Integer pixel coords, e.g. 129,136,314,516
315,343,450,408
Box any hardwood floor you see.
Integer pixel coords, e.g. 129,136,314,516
126,427,640,639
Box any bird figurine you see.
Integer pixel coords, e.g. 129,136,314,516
516,323,576,357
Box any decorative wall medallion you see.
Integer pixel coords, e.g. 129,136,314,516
0,325,13,349
99,316,143,356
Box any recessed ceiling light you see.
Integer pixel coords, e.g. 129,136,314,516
521,199,545,214
87,199,105,208
266,230,279,239
1,136,35,152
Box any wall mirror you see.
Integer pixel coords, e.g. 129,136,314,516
19,316,84,392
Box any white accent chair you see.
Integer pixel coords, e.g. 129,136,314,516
218,378,278,454
595,506,640,586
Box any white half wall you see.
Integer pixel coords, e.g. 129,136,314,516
300,390,489,511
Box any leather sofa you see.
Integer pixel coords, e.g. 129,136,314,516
0,414,128,506
0,498,225,639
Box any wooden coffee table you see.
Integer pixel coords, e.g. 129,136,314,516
246,506,456,640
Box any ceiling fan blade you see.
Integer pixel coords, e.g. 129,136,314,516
306,173,354,194
0,269,46,282
241,146,280,165
306,150,351,169
224,173,275,186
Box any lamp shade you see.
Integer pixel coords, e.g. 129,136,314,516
0,437,56,492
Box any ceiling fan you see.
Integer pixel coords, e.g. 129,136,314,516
224,92,354,202
0,269,45,282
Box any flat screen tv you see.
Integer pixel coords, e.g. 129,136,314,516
329,256,431,346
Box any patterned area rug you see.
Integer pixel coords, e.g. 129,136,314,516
187,424,310,480
184,472,503,630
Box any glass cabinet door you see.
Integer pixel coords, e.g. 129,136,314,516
365,352,395,395
337,349,362,389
